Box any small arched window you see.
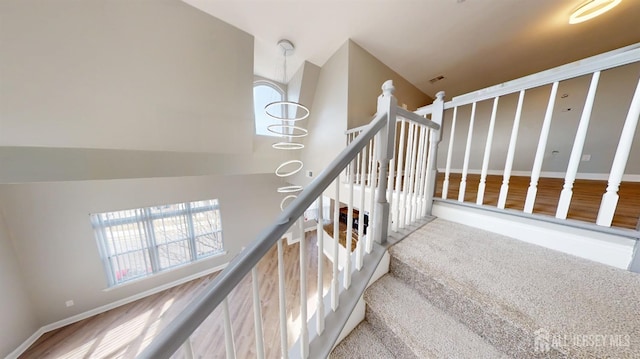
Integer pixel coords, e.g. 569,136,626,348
253,81,285,136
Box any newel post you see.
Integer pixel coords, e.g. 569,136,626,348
374,80,397,245
424,91,445,216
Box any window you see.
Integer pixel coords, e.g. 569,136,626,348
254,81,285,136
90,199,224,286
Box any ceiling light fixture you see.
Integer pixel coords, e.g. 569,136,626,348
268,39,310,211
569,0,622,24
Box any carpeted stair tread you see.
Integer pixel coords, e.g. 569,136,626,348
363,274,509,359
389,218,640,358
330,321,394,359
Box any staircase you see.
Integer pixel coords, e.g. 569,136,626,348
331,219,640,358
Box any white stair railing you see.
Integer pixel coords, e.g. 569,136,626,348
138,80,442,359
422,43,640,230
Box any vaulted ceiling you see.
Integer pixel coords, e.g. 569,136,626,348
183,0,640,98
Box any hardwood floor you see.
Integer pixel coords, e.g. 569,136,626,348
435,173,640,230
20,232,332,359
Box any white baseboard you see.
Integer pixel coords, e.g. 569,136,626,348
432,201,636,270
7,263,228,359
438,168,640,182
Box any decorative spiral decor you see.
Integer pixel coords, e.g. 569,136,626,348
268,39,310,211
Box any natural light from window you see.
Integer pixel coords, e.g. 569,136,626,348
90,199,224,286
254,82,285,136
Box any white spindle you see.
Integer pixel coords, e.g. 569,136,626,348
416,126,429,220
442,107,458,199
557,72,600,219
477,97,500,205
421,130,433,217
524,82,559,213
344,158,354,289
276,239,288,359
222,298,236,359
458,102,477,202
251,268,265,359
498,90,525,209
331,180,340,311
415,126,428,217
412,126,424,221
355,149,361,185
393,120,406,231
405,124,419,225
400,122,415,228
386,157,395,232
356,145,367,270
597,76,640,226
182,337,194,359
367,138,377,254
298,219,309,358
315,195,325,335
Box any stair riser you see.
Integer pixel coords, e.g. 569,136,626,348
364,305,420,359
390,257,565,359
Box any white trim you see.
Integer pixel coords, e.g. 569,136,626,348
7,263,228,359
438,168,640,182
444,43,640,108
432,201,635,270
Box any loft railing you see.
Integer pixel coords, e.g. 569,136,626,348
138,80,442,359
416,43,640,231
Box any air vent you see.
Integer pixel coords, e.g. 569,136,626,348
429,75,445,84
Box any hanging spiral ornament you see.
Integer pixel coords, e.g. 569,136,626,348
267,40,310,210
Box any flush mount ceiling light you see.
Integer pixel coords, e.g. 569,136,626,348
569,0,622,24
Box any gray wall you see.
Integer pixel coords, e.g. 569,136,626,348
348,42,432,128
0,174,283,327
437,61,640,176
0,0,254,154
295,42,350,186
0,1,285,355
0,210,38,357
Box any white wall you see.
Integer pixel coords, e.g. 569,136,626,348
0,0,254,154
348,42,432,128
294,42,350,187
0,209,38,358
437,61,640,176
0,173,283,326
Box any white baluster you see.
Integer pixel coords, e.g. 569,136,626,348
597,76,640,226
421,129,432,217
356,145,367,270
182,337,194,359
315,196,325,335
367,138,377,254
498,90,525,209
344,158,354,289
331,180,340,311
298,218,309,358
222,298,236,359
477,97,500,205
400,122,415,228
251,267,265,359
276,238,289,359
393,120,406,231
387,157,395,232
524,82,559,213
405,124,419,225
442,107,458,200
355,147,361,185
416,126,429,218
412,126,422,220
459,102,477,202
557,72,600,219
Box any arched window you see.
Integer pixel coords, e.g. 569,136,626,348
253,81,285,136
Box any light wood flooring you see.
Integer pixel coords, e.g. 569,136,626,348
435,173,640,230
20,232,332,359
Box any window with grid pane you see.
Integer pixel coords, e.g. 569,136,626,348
90,199,224,286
